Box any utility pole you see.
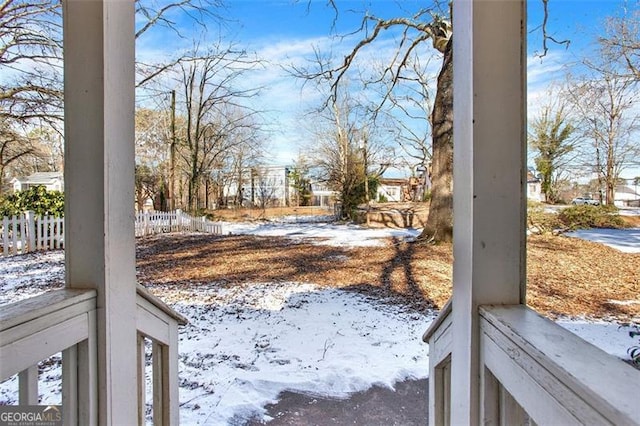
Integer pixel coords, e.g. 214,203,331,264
361,137,370,226
170,90,177,211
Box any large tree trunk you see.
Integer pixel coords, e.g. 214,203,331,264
418,38,453,243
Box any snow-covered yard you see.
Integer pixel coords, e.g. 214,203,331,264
566,227,640,253
1,221,638,425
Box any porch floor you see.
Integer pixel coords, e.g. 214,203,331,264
244,378,428,425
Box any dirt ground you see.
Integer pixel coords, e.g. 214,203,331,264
243,379,428,426
207,206,335,222
137,231,640,323
622,214,640,227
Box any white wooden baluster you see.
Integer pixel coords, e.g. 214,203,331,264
152,341,166,425
76,309,97,426
63,345,78,425
18,366,38,404
138,333,147,425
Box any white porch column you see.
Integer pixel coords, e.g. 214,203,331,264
63,0,137,424
450,0,527,424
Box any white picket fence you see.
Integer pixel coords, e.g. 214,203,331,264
134,209,222,237
1,212,64,257
0,210,222,257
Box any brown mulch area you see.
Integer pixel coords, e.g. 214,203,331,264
136,233,640,323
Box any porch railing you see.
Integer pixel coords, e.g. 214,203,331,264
0,289,97,424
136,284,188,425
424,302,640,425
0,286,187,425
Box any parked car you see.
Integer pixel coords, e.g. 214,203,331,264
571,196,600,206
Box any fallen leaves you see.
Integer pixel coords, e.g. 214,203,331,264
136,232,639,323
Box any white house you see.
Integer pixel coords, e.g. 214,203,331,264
309,181,337,207
251,165,291,207
11,172,64,192
614,184,640,207
527,170,543,202
377,178,406,202
222,165,292,207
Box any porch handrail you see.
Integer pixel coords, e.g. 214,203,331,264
423,299,451,344
424,301,640,425
0,289,98,425
479,305,639,425
0,289,96,381
136,284,188,426
1,286,187,426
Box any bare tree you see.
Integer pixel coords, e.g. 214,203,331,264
305,90,386,219
296,0,573,241
567,59,639,205
1,0,228,123
170,43,263,211
253,169,278,211
0,0,228,181
377,56,436,182
203,121,263,209
292,5,453,241
0,0,62,128
599,6,640,80
134,107,175,209
0,121,38,190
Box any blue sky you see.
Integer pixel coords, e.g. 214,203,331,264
137,0,639,179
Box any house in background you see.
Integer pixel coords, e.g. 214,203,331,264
527,169,543,202
250,165,291,207
614,183,640,207
221,165,292,208
309,181,336,207
377,171,430,203
11,172,64,192
377,178,405,202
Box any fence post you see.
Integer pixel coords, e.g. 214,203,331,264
144,211,150,236
25,211,36,253
2,216,8,256
176,209,182,232
35,214,41,250
57,216,64,249
13,215,20,255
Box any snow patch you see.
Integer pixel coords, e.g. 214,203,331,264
565,228,640,253
1,220,638,424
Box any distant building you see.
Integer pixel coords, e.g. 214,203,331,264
614,184,640,207
527,170,543,202
250,165,291,207
377,178,406,202
221,166,292,208
11,172,64,192
310,181,337,207
377,174,429,203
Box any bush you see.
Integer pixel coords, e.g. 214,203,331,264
527,202,562,233
557,204,625,230
0,186,65,217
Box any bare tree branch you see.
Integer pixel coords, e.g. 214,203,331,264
535,0,571,58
